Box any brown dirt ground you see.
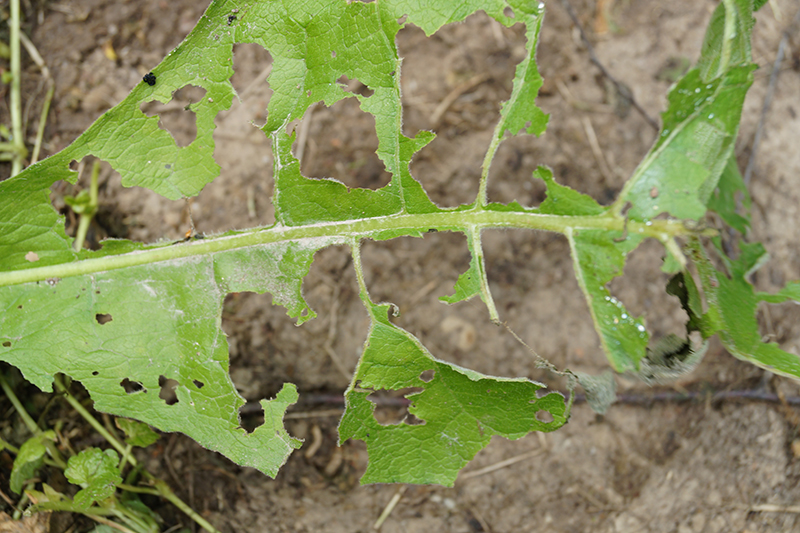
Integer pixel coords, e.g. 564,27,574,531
2,0,800,531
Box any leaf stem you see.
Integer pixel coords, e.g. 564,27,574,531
718,0,737,78
0,372,40,435
30,81,55,165
8,0,27,176
73,160,101,252
0,210,709,288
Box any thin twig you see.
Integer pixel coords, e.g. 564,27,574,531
295,103,315,167
430,72,492,127
748,503,800,514
458,448,545,481
556,0,659,131
30,81,54,165
581,115,614,183
743,8,800,187
373,485,407,530
324,286,352,381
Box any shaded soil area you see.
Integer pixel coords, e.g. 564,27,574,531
2,0,800,531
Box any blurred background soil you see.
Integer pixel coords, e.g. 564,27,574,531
2,0,800,531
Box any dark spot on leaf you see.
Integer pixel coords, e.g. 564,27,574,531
143,72,156,86
95,313,113,325
193,379,204,389
92,371,99,376
227,14,236,25
121,378,145,394
2,341,10,347
419,369,435,382
17,305,22,309
158,375,179,405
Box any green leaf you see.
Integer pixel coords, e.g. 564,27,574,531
494,1,549,138
339,302,568,486
568,229,647,373
689,239,800,379
65,448,122,511
10,430,55,494
618,65,754,222
536,166,605,217
115,419,159,448
706,153,751,233
1,245,309,476
439,228,498,321
615,0,756,224
697,0,755,82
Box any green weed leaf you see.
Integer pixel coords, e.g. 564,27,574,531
340,301,568,486
116,419,160,448
706,153,751,234
65,448,122,510
10,430,55,494
568,229,646,372
688,240,800,379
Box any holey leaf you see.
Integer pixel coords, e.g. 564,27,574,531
340,302,568,486
0,240,338,474
613,0,756,223
0,0,775,483
0,0,566,483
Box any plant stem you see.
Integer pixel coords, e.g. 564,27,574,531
30,81,54,165
718,0,737,78
73,160,101,252
151,480,221,533
0,371,40,434
0,210,710,288
8,0,28,176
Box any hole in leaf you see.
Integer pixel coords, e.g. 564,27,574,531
193,379,205,389
419,369,435,382
121,378,145,394
503,6,515,18
92,371,99,376
331,50,337,58
336,75,374,97
228,43,273,103
535,410,554,423
404,412,426,426
535,388,549,399
367,387,420,426
397,14,408,25
140,85,206,147
238,403,262,434
95,313,113,325
158,375,180,405
299,96,390,190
